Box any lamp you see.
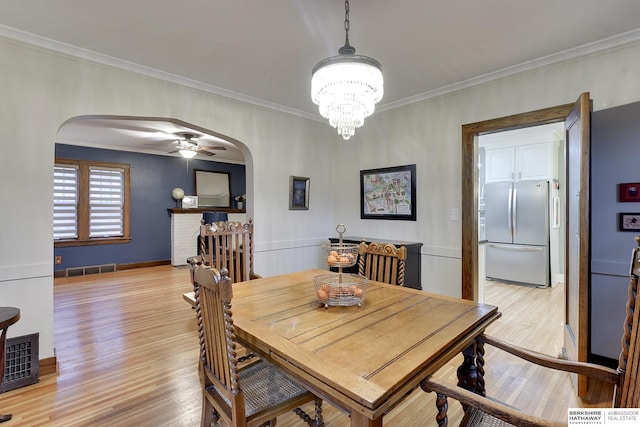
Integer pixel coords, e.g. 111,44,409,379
179,149,197,159
171,187,185,207
311,0,383,140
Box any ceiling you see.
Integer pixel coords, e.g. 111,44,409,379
2,0,640,161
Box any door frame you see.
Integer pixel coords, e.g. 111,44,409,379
461,103,574,300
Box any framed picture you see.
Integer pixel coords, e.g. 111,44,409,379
289,176,309,210
619,213,640,231
360,164,416,221
619,183,640,202
182,195,199,208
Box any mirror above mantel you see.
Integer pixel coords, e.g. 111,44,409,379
195,170,230,207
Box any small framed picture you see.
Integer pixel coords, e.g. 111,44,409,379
182,195,199,208
619,183,640,202
289,176,310,210
619,213,640,231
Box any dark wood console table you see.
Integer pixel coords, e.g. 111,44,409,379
0,307,20,423
328,236,423,290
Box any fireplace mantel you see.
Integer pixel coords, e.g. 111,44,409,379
168,207,245,215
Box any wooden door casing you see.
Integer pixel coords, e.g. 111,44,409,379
563,93,591,397
461,103,574,300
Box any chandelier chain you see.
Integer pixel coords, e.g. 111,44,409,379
344,1,350,46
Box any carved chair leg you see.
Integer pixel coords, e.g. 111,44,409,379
294,398,324,427
421,379,449,427
200,393,219,427
314,397,324,427
435,392,449,427
475,339,486,396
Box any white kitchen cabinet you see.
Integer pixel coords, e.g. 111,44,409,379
516,142,552,181
485,147,515,182
485,142,551,182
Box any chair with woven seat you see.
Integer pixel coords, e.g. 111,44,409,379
358,240,407,286
419,235,640,427
191,264,324,427
184,219,260,307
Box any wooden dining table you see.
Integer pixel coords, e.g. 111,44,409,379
230,269,500,426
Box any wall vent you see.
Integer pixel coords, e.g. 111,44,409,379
1,333,39,393
66,263,116,277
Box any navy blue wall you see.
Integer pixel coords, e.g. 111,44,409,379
54,144,245,272
589,101,640,364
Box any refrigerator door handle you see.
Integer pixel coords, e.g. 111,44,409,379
487,243,544,252
512,188,517,239
507,187,513,238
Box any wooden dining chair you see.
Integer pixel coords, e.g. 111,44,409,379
191,264,324,427
358,240,407,286
184,219,260,307
420,235,640,427
200,219,259,283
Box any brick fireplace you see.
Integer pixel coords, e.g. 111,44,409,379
170,212,202,265
169,209,247,266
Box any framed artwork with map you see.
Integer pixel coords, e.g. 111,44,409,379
360,164,416,220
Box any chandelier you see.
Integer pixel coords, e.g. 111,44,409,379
311,0,383,140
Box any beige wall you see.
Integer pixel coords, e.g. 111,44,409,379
2,34,640,358
0,37,335,358
331,41,640,296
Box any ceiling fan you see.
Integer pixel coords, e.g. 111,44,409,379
167,132,227,158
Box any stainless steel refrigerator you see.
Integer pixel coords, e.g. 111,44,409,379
484,180,550,287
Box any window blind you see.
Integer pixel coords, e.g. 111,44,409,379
53,164,79,239
89,166,124,238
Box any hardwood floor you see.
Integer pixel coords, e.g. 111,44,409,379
0,267,615,426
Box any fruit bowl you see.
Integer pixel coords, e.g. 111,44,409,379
322,243,359,268
313,273,368,308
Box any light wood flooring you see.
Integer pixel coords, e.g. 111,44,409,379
0,267,615,426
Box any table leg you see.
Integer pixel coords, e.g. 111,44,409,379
456,338,486,397
350,411,382,427
0,328,12,423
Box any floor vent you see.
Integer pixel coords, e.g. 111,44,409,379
1,333,39,393
66,263,117,277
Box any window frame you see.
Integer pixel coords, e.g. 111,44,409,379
54,158,131,247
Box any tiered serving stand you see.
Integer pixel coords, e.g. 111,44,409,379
314,224,368,308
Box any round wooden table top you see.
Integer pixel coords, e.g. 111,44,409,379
0,307,20,330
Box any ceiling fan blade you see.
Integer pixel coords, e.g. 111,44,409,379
200,145,227,151
197,149,216,156
144,140,179,146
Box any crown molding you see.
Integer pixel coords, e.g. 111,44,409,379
377,28,640,113
2,24,640,119
0,24,322,122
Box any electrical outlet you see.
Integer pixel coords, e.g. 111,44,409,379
55,256,63,265
450,208,459,221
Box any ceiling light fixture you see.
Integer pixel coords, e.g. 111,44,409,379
179,149,197,159
311,0,383,140
176,133,199,158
